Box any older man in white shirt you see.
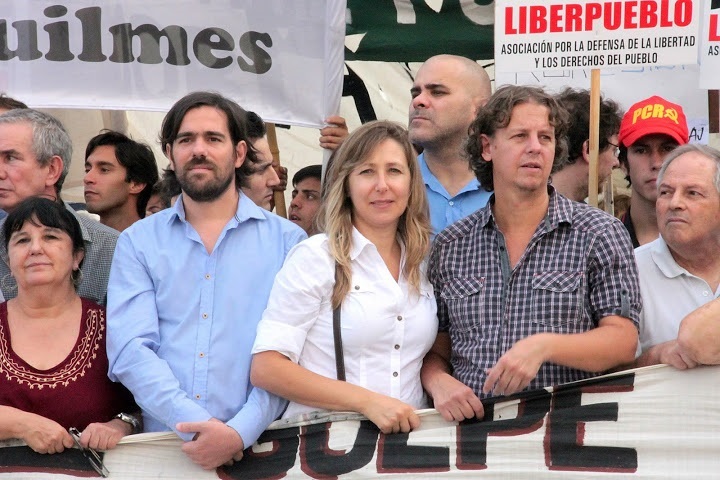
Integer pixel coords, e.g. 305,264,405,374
633,144,720,369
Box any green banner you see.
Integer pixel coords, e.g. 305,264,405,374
345,0,495,62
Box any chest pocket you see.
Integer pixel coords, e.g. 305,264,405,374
531,271,583,330
440,277,485,333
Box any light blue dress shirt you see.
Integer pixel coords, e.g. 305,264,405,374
418,152,492,235
106,192,306,446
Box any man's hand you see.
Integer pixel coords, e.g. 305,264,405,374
319,116,349,151
20,413,74,454
272,164,288,192
421,334,484,422
654,340,698,370
176,419,245,470
360,394,420,434
427,373,484,422
80,418,130,450
483,335,548,397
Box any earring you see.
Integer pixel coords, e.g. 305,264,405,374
72,269,84,288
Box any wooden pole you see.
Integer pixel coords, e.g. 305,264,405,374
587,69,601,208
266,122,287,218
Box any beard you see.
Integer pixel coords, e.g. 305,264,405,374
176,155,236,202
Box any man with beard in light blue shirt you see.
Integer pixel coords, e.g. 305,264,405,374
107,92,306,470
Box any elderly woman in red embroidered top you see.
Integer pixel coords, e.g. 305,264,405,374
251,121,436,434
0,198,137,454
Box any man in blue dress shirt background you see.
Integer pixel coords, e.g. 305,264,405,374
409,54,493,234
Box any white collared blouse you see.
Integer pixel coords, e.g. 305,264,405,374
253,227,437,420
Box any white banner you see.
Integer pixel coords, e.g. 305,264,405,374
2,364,720,478
494,0,701,73
699,1,720,88
0,1,346,127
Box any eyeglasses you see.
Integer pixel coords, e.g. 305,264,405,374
607,142,621,158
68,427,110,478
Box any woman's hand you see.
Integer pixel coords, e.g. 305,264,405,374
361,394,420,434
80,418,130,450
19,413,74,454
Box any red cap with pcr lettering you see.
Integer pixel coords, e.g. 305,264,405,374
618,96,689,148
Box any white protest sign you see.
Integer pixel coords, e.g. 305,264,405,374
699,1,720,88
495,0,701,73
0,0,346,127
496,65,709,144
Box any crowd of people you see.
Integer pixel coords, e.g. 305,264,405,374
0,53,718,471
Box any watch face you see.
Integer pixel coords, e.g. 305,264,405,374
117,413,140,433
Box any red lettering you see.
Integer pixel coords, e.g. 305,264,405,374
624,1,638,29
711,14,720,42
549,4,563,33
505,6,517,34
566,4,583,31
529,5,547,33
584,2,602,30
603,2,622,30
530,5,547,33
519,5,527,34
674,0,692,27
639,1,657,28
659,0,673,27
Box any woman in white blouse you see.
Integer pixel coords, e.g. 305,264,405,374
251,121,436,434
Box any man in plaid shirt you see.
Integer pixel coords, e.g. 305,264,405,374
421,85,641,422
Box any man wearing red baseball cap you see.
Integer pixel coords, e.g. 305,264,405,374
618,95,689,247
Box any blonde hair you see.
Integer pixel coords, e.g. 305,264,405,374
317,121,432,308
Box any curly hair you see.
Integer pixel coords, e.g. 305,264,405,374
466,85,570,191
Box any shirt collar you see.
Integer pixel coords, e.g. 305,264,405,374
64,203,91,243
418,152,482,195
350,227,373,260
650,236,690,279
166,190,265,227
479,186,570,232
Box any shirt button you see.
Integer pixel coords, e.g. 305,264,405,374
394,344,400,350
202,313,208,319
205,274,211,280
354,285,360,290
393,372,398,377
448,201,454,206
195,394,201,399
199,352,205,358
397,315,403,321
703,291,709,297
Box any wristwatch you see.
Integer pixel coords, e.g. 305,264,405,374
115,413,142,435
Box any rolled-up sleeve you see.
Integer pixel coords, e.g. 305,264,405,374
588,222,642,328
252,240,334,363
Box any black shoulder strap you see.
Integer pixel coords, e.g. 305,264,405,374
333,263,346,381
333,304,345,381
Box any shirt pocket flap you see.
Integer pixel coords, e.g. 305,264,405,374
440,277,485,300
532,271,582,292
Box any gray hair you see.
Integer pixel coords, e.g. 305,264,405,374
0,109,72,193
658,143,720,194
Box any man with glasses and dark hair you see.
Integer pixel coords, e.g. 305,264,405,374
617,95,689,247
551,88,623,203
